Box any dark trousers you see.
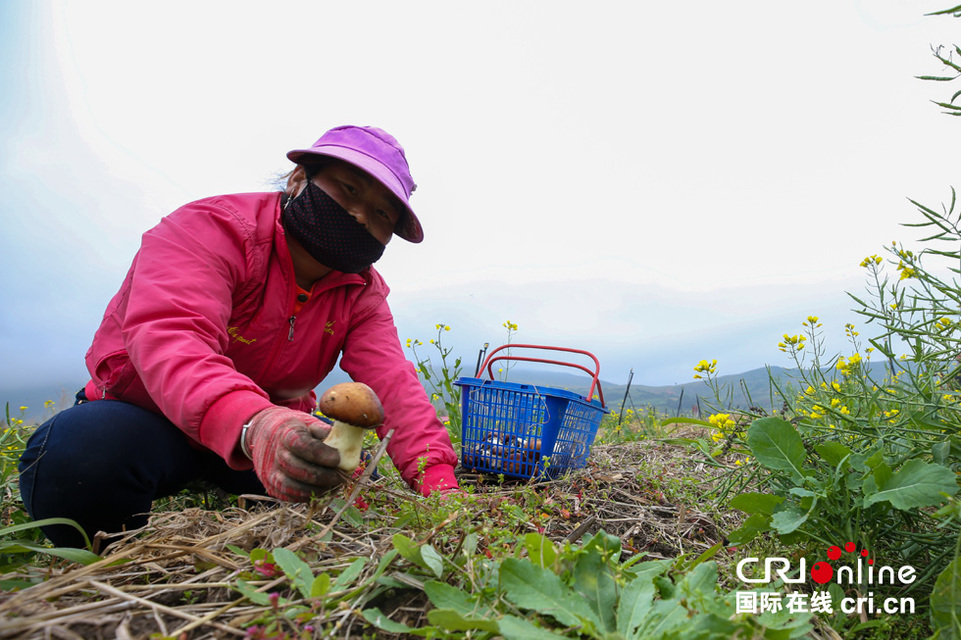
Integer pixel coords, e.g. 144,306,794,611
18,393,265,548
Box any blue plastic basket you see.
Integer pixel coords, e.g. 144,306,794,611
454,344,609,480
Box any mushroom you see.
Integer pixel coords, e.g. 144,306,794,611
318,382,385,471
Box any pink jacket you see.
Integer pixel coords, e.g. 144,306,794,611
84,192,458,493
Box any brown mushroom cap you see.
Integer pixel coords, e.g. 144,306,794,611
318,382,385,429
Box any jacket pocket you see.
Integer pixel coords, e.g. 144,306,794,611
92,350,139,397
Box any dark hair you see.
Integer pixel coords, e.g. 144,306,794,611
271,158,331,190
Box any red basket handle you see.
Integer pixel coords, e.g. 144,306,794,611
478,344,606,407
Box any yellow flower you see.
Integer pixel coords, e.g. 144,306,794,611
708,413,737,434
897,261,916,280
831,382,841,392
694,359,718,375
18,406,27,412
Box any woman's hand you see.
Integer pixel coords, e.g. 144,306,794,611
244,406,343,501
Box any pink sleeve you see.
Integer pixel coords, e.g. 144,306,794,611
338,297,459,493
121,201,273,468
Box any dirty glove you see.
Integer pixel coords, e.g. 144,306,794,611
244,406,343,502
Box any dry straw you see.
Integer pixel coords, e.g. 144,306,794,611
0,439,743,639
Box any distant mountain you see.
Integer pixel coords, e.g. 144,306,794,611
468,361,897,416
458,366,792,415
3,361,900,426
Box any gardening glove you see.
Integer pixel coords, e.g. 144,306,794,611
244,406,344,502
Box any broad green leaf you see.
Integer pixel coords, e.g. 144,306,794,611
524,532,557,568
729,492,785,516
862,473,879,498
873,461,893,490
864,450,886,470
361,607,434,636
0,578,36,591
499,557,599,629
933,441,951,465
272,547,314,598
341,505,364,528
392,533,419,563
424,580,476,615
235,579,278,606
747,418,806,483
392,534,439,576
653,575,675,599
583,530,623,559
680,612,745,639
616,568,658,638
421,544,444,578
930,556,961,640
771,507,809,535
727,512,772,546
634,595,689,638
676,561,718,598
862,459,959,510
814,441,852,468
310,573,331,599
333,557,367,590
0,540,100,566
427,609,500,633
572,541,617,632
756,604,814,634
225,544,249,559
635,563,720,639
498,614,570,639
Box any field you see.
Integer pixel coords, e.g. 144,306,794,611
0,432,754,639
2,9,961,637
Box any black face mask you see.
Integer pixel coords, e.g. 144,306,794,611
282,181,385,274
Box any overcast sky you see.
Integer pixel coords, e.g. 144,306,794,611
2,1,959,402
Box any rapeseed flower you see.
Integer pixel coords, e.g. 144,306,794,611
694,359,718,378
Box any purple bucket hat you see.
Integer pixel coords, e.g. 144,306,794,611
286,125,423,243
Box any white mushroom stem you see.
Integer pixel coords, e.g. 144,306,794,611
324,421,369,471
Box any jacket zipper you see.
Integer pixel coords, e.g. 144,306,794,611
253,216,302,379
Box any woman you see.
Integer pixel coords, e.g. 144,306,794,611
18,125,460,548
